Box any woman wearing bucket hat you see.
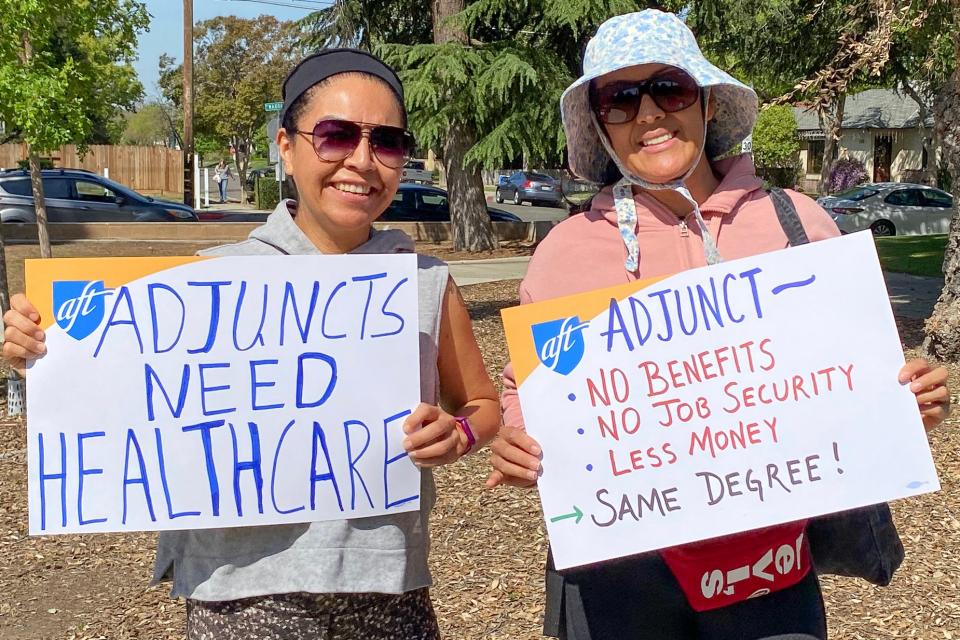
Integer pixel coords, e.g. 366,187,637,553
489,10,950,640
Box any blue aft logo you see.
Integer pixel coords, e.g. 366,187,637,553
532,316,589,375
53,281,113,341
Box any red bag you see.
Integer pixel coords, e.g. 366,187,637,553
659,522,811,611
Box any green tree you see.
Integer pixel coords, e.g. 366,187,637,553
752,104,799,167
0,0,148,267
297,0,431,50
122,102,179,146
159,17,301,202
377,1,670,250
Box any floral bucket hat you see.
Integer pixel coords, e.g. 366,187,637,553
561,9,758,185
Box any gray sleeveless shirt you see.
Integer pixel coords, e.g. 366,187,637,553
152,202,449,600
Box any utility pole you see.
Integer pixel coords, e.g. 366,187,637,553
182,0,194,207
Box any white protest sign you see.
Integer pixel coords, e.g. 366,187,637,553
501,232,939,570
26,254,422,534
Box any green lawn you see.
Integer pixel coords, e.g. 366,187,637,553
874,234,947,278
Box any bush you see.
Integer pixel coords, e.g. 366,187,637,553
826,158,868,194
752,105,800,170
254,175,280,210
16,158,55,170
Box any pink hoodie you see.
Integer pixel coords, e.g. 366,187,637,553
500,154,840,608
501,154,839,427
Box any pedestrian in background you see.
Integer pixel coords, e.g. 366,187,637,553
215,158,232,203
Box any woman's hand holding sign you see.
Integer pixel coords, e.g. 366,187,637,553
3,293,45,377
402,403,467,468
900,358,951,431
486,426,542,488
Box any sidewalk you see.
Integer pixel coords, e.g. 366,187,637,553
449,256,944,320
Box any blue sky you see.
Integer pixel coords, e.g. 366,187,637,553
134,0,326,98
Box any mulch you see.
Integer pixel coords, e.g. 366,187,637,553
0,281,958,639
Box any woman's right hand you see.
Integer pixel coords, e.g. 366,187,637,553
485,426,542,489
3,294,46,377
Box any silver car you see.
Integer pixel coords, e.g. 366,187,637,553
0,169,198,223
817,183,954,236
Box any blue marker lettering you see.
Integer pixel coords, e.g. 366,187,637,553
296,353,337,409
739,267,765,319
182,419,226,516
147,283,185,354
94,286,143,358
280,281,320,345
647,288,674,341
144,363,190,422
155,428,201,519
383,410,418,509
352,272,388,340
310,422,344,512
321,281,348,339
77,431,107,526
270,419,304,514
232,281,268,351
186,281,230,354
198,362,236,416
723,273,745,323
344,419,374,509
121,428,157,525
249,359,284,411
230,422,264,517
601,298,634,352
371,276,408,339
37,432,68,530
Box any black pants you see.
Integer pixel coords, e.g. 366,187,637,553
548,551,827,640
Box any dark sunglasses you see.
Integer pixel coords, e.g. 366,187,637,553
293,119,414,168
590,69,701,125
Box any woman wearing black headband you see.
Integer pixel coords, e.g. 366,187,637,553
2,49,500,639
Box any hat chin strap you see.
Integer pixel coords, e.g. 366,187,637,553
591,88,723,272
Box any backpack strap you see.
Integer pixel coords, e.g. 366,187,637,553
768,187,810,247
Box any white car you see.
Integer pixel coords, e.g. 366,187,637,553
817,183,955,236
400,160,433,184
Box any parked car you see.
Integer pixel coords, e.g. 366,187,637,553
0,169,198,223
245,165,276,190
401,160,433,184
495,171,563,207
816,182,955,236
381,183,522,222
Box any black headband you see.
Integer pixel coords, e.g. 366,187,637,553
280,48,405,126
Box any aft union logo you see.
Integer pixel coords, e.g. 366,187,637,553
531,316,589,375
53,281,113,341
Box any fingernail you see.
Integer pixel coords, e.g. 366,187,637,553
531,445,541,455
911,381,922,391
402,438,411,449
37,344,47,354
35,330,44,340
527,470,538,480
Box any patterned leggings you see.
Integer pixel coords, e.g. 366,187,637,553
186,588,441,640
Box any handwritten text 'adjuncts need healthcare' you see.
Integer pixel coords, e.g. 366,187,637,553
27,255,423,534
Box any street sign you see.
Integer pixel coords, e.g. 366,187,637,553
264,101,283,112
267,114,280,164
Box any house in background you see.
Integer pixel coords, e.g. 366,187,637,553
794,88,939,193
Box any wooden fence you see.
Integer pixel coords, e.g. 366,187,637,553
0,144,183,194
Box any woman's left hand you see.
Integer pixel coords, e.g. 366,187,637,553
900,358,951,432
402,402,466,468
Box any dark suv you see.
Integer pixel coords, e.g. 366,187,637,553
0,169,198,223
494,171,563,207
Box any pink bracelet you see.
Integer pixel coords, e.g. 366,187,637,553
455,416,476,454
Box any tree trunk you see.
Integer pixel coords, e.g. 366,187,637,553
234,136,251,204
432,0,497,251
27,146,52,259
922,67,960,360
901,80,935,185
818,92,845,195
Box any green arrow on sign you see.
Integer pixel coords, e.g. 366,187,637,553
550,506,583,524
264,101,283,112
